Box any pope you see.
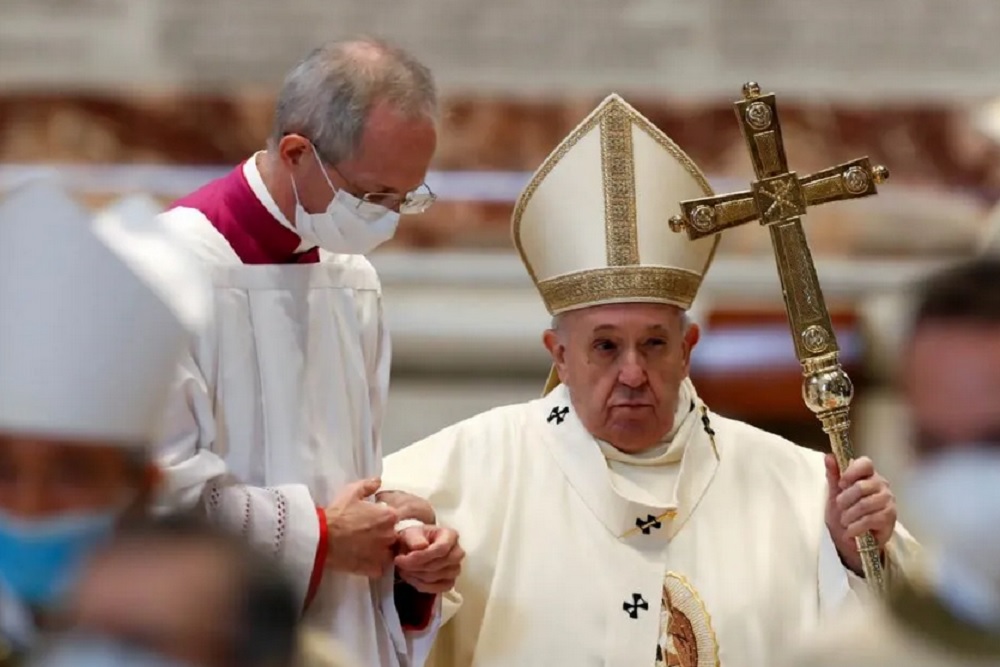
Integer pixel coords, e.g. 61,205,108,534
381,94,920,666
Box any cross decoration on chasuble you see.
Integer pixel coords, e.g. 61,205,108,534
668,82,889,595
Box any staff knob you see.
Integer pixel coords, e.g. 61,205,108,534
871,164,890,184
742,82,762,99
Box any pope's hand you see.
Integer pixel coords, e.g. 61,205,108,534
394,525,464,594
376,490,436,524
824,454,897,575
324,478,399,578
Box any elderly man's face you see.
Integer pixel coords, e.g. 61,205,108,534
905,323,1000,457
544,303,699,453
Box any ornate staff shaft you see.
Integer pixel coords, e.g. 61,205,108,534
773,221,886,592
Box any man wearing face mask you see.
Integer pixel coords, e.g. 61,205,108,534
0,183,205,665
155,38,463,667
786,257,1000,666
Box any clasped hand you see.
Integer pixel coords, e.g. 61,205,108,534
394,524,464,594
323,478,463,592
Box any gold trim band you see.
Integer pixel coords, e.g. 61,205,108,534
538,266,702,315
600,104,639,266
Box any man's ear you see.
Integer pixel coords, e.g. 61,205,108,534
543,329,568,375
277,134,312,169
681,321,701,377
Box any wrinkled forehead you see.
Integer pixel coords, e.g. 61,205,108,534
906,325,1000,443
562,302,686,333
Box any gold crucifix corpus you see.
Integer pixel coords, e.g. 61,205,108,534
669,82,889,595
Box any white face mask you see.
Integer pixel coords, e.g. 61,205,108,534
901,448,1000,597
291,144,400,255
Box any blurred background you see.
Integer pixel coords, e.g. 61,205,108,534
3,0,1000,487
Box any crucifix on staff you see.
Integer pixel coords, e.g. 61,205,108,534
669,82,890,593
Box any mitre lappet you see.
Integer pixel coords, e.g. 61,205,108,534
511,94,720,394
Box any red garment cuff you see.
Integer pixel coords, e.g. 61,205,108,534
395,581,437,631
304,506,329,611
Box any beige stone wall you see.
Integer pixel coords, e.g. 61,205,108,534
1,95,995,254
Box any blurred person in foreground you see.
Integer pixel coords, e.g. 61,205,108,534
381,95,920,666
786,258,1000,667
154,36,461,667
27,514,304,667
0,184,205,665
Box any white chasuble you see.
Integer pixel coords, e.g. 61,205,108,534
382,383,914,667
153,201,439,667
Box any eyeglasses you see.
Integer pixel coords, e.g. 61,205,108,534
329,165,437,215
365,184,437,215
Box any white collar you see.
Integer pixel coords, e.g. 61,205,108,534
242,152,311,253
537,383,719,539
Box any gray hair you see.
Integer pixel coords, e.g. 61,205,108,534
271,37,438,164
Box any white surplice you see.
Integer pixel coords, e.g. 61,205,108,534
382,380,917,667
152,158,439,667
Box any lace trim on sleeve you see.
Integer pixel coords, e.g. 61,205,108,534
202,482,292,560
269,487,289,557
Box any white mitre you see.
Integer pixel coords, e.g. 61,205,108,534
0,183,205,446
512,94,718,393
92,193,207,333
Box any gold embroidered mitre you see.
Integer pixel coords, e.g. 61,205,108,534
513,94,718,316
